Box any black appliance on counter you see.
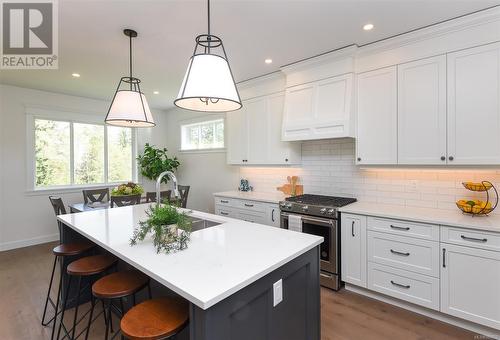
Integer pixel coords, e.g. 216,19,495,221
279,194,357,290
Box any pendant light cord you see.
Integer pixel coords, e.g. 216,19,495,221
129,33,133,90
207,0,211,53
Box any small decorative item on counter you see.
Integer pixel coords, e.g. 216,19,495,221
456,181,498,216
130,204,192,254
111,182,144,196
239,179,253,192
276,175,303,197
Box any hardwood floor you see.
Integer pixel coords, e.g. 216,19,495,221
0,242,482,340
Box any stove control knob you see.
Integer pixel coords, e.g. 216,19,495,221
319,208,327,214
280,202,286,208
302,205,309,211
327,209,335,215
286,203,293,209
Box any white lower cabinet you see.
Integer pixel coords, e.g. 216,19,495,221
214,195,280,227
341,214,367,287
440,243,500,330
343,213,500,331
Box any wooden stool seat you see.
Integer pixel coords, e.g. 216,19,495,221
92,270,149,299
52,242,94,256
67,254,117,276
120,297,189,340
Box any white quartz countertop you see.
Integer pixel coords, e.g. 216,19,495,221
213,191,288,204
58,204,322,310
339,202,500,233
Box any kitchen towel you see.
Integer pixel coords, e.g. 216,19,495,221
288,214,303,233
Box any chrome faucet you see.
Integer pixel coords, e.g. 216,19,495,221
156,171,179,207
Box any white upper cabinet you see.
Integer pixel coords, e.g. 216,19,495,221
226,105,248,164
356,66,398,165
398,56,447,165
282,74,354,141
226,79,301,166
447,42,500,165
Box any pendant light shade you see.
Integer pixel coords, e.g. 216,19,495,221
175,1,242,113
105,29,155,127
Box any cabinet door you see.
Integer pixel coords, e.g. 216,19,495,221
266,204,280,227
447,42,500,164
341,214,367,288
313,74,354,138
398,56,447,165
226,106,248,164
246,97,269,164
356,66,398,164
282,83,315,140
267,93,301,164
441,244,500,329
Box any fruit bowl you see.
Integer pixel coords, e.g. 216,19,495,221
456,199,493,215
462,182,493,192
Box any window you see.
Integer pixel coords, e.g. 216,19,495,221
181,118,224,151
32,117,135,189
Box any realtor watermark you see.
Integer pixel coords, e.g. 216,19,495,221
1,0,58,69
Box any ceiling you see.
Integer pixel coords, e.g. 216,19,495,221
1,0,499,110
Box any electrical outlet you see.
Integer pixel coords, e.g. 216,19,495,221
273,279,283,307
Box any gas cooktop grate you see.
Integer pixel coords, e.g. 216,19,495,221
285,194,357,207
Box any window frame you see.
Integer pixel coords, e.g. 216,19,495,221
179,115,226,153
26,107,138,192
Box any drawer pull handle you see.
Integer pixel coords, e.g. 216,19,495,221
220,200,229,203
220,211,229,216
244,203,254,207
390,225,410,231
390,280,410,289
390,249,410,256
461,235,487,243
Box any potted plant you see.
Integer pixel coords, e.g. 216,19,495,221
111,182,144,196
130,204,192,254
137,143,180,184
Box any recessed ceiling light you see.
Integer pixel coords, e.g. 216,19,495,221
71,73,81,78
153,91,159,95
363,23,374,31
265,58,273,64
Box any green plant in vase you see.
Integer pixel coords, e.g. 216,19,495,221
130,204,192,254
137,144,180,183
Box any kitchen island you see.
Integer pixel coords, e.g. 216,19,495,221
58,203,323,340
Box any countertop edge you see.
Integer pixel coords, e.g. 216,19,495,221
213,191,286,204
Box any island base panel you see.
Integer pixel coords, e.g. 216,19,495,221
189,246,320,340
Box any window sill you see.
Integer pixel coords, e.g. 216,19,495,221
179,148,226,154
25,182,142,196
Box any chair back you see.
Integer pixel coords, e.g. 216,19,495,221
145,191,172,203
110,194,141,207
49,196,67,215
83,188,109,204
177,185,190,208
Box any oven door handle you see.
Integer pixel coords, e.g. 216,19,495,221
301,216,334,226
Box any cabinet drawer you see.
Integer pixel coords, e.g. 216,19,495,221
367,217,439,241
441,227,500,252
368,262,440,310
237,210,267,224
368,231,439,277
214,196,235,207
236,200,267,213
215,205,237,218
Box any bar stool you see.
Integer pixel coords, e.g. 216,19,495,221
84,270,151,340
120,297,189,340
56,254,118,340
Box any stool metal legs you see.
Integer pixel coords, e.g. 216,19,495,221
41,256,58,326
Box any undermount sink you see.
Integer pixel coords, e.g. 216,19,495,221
188,216,221,232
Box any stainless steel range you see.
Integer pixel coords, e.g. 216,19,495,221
280,194,357,290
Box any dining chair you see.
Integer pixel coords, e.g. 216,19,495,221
110,194,142,207
177,185,190,208
82,188,110,204
145,191,172,204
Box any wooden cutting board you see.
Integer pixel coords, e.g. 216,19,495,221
277,184,303,196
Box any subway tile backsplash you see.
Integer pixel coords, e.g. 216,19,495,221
239,139,500,213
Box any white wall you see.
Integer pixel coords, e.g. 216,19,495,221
0,84,169,251
163,108,239,213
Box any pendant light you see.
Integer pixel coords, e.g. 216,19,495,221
175,0,242,112
105,29,155,127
